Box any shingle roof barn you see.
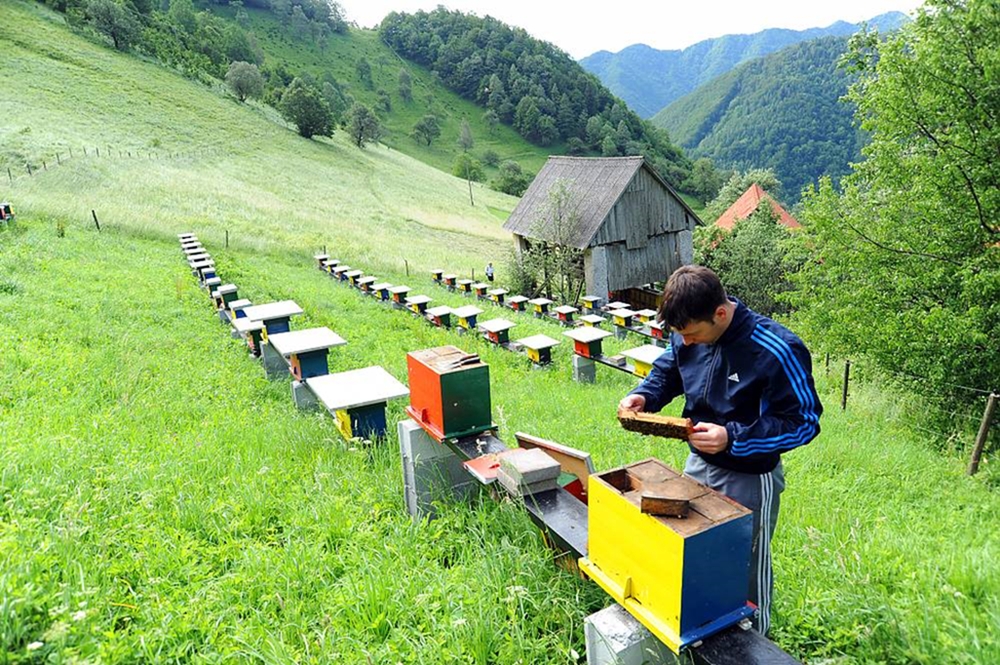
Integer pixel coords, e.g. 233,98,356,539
714,183,801,230
502,156,701,297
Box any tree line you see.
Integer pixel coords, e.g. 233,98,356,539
378,7,711,194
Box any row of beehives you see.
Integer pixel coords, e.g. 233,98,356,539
312,253,674,380
178,233,409,441
178,233,761,658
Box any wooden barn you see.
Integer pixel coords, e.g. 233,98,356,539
502,156,701,304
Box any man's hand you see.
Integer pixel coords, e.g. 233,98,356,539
618,394,646,412
689,422,729,454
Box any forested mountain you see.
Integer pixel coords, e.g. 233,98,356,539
378,8,695,190
652,36,864,201
580,12,908,118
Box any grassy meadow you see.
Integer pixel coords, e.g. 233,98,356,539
2,1,1000,663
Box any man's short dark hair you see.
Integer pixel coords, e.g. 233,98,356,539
658,265,729,329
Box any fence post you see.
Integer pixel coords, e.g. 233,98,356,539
404,259,409,276
825,353,830,374
69,147,73,158
225,229,229,249
42,160,47,171
7,168,11,185
91,210,101,232
57,153,61,165
841,360,851,411
968,392,998,475
26,163,32,176
96,147,99,157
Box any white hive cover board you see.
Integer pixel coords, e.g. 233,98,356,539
242,300,304,322
306,366,409,410
268,327,346,356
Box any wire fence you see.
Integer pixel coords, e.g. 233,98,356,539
3,144,220,186
823,352,998,476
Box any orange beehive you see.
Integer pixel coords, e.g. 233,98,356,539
406,346,495,442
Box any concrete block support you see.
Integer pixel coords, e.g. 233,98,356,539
614,326,629,341
291,380,318,410
398,419,478,521
262,342,287,380
572,355,597,384
585,604,678,665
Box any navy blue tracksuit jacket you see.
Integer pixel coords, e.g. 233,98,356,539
630,299,822,475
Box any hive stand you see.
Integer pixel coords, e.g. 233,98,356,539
620,345,669,378
452,305,483,333
508,295,529,312
529,297,553,318
307,366,410,441
264,327,347,389
406,294,433,315
488,288,507,306
553,305,578,326
371,282,393,302
389,285,411,308
425,305,452,329
479,318,516,347
516,334,560,367
584,604,675,665
564,326,614,383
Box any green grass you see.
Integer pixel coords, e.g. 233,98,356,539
207,3,557,179
2,2,1000,663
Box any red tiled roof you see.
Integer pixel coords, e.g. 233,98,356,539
713,183,801,230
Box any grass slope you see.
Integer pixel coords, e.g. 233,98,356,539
2,2,1000,663
209,3,557,178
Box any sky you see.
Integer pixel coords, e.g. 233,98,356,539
338,0,925,59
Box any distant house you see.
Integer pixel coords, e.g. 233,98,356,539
714,183,801,230
502,156,701,302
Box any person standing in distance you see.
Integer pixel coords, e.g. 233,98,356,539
485,262,495,282
619,265,822,635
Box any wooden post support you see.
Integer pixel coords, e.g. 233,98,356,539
7,167,11,184
42,160,47,170
405,259,409,276
825,352,830,374
841,360,851,411
968,392,998,476
226,229,229,248
26,163,31,176
57,153,61,165
69,147,73,158
91,210,101,232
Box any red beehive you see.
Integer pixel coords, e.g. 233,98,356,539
406,346,494,442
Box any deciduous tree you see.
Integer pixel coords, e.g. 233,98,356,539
279,78,334,138
347,103,382,148
225,61,264,102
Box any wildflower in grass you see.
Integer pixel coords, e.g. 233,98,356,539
73,610,87,621
27,642,43,651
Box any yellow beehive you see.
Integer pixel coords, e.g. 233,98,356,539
579,458,754,653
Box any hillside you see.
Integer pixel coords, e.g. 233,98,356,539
202,2,557,178
580,12,907,118
3,1,1000,663
652,36,864,201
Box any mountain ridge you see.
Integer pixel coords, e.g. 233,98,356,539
579,12,909,118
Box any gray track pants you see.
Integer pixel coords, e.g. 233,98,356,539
684,453,785,635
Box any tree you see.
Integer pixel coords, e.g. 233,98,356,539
279,78,334,138
355,57,373,89
411,115,441,146
458,119,474,152
452,153,484,182
225,61,264,102
684,158,725,203
491,160,530,197
346,103,382,148
167,0,197,34
790,0,1000,404
398,68,413,102
703,168,782,223
513,180,585,301
695,205,800,318
375,89,392,114
482,109,499,136
86,0,140,51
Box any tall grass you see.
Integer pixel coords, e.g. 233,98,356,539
2,2,999,662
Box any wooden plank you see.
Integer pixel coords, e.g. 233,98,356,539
640,494,690,518
514,432,594,483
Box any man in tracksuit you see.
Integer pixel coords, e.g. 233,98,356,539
619,265,822,635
